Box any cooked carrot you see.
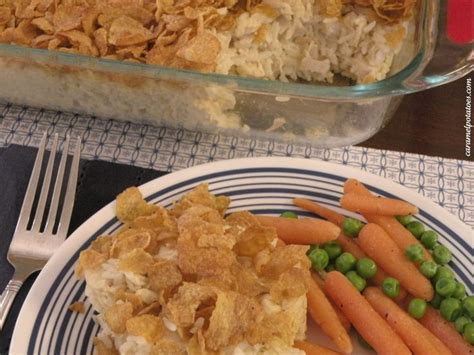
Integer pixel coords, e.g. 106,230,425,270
343,180,431,262
357,224,434,300
399,298,455,355
291,198,406,300
338,233,382,280
365,214,432,261
293,198,345,227
307,277,352,353
311,272,351,331
344,180,431,279
422,332,456,355
418,306,474,355
343,179,372,196
337,233,366,259
364,287,444,355
256,216,340,245
340,193,419,216
337,233,407,302
324,271,411,355
311,271,325,288
276,238,286,247
294,341,341,355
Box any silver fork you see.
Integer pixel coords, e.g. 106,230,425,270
0,133,81,331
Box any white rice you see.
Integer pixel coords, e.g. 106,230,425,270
95,314,152,355
84,259,158,313
85,254,308,355
226,341,305,355
216,2,406,84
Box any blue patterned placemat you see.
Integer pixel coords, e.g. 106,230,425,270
1,103,473,228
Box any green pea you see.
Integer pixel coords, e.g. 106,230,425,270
408,298,427,319
346,271,367,292
280,211,298,219
382,277,400,298
452,282,466,299
420,230,438,250
455,316,470,333
440,298,462,321
432,266,454,284
463,296,474,318
335,252,357,273
405,244,424,262
436,278,457,297
464,323,474,345
396,215,413,226
406,221,425,239
356,258,378,279
308,248,329,271
323,241,342,260
420,260,438,279
342,217,364,238
432,245,452,265
430,293,444,309
307,244,318,255
326,263,336,272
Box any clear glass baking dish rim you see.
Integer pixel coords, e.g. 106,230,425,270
0,0,472,101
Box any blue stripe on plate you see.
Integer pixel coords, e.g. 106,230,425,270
73,306,95,354
60,283,85,354
30,219,118,354
51,223,122,354
81,314,99,354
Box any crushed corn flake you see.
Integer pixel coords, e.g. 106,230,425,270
68,301,85,313
77,184,312,353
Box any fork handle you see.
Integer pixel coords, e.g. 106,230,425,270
0,278,23,331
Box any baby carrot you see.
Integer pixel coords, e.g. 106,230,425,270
343,179,372,196
293,198,345,227
311,272,351,331
340,193,419,216
337,233,408,302
418,306,474,355
364,287,443,355
290,198,409,300
307,277,353,353
324,271,411,355
343,180,431,268
311,271,325,288
400,298,454,355
357,224,434,300
337,233,366,259
276,238,286,247
294,341,341,355
256,216,340,245
365,214,432,261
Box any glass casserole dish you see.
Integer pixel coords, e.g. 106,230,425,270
0,0,472,148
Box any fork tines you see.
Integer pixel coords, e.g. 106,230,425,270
16,133,81,238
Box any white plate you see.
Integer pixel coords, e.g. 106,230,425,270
10,157,472,355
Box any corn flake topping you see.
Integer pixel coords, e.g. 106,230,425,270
77,184,311,354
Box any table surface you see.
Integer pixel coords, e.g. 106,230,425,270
360,74,472,161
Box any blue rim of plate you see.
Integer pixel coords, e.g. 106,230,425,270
10,157,473,355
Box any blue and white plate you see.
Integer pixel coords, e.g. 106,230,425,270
10,157,473,355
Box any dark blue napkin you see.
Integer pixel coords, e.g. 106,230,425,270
0,145,166,354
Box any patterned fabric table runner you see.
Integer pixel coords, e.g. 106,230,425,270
1,103,473,228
